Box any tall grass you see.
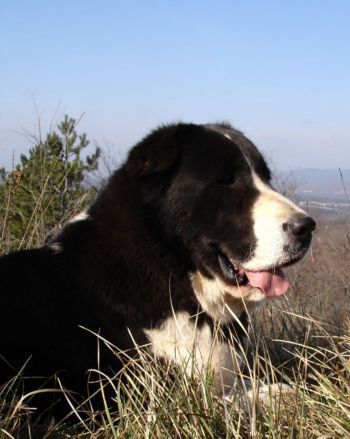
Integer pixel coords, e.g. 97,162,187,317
1,314,349,438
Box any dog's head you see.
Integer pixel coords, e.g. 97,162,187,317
126,123,315,316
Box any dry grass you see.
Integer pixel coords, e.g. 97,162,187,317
1,315,349,438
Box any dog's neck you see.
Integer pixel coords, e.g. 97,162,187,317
190,270,264,325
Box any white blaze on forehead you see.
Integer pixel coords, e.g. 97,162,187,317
243,173,307,271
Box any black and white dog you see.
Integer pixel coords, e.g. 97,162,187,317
0,123,315,410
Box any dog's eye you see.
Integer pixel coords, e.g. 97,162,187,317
216,175,235,186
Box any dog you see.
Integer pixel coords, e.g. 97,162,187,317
0,122,315,413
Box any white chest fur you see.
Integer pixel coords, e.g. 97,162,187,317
144,311,241,394
144,271,263,394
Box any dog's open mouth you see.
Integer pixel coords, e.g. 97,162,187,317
217,250,289,298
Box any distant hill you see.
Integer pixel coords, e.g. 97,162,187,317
277,168,350,218
279,168,350,203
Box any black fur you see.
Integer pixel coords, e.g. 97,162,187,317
0,123,270,413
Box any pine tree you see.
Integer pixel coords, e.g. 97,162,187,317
0,115,101,251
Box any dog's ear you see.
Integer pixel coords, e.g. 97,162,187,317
126,125,184,177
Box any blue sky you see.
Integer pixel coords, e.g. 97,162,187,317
1,0,350,171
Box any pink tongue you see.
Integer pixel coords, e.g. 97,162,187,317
244,268,289,298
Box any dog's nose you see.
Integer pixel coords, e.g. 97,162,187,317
283,216,316,236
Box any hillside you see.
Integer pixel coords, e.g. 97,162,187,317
278,168,350,218
280,168,350,201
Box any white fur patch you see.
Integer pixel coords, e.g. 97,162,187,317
144,271,266,395
69,210,90,224
49,242,63,254
144,311,243,394
243,173,307,271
